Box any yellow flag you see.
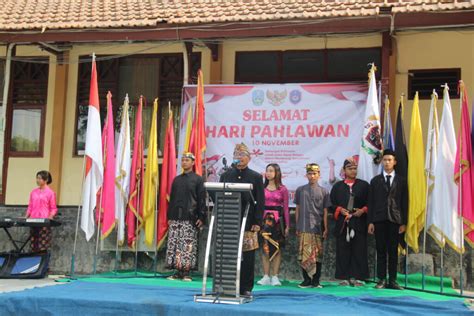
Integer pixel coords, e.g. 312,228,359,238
183,103,193,152
406,92,426,253
143,98,159,246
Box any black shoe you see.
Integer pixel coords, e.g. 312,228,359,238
298,280,312,288
387,281,403,290
311,277,322,288
166,273,181,281
375,279,386,289
240,290,252,297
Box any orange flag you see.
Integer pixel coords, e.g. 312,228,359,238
192,69,206,176
157,109,177,249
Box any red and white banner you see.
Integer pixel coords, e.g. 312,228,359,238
180,83,368,204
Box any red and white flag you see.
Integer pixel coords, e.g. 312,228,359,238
81,55,103,241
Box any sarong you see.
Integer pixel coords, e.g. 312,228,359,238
166,220,198,271
297,232,323,277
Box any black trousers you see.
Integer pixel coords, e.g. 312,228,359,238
240,249,256,293
335,229,369,281
374,221,400,282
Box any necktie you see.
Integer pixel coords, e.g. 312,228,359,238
385,175,392,189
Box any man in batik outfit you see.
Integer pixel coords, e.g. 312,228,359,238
294,163,330,288
166,152,206,281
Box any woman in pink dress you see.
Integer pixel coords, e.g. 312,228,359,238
25,170,57,253
257,163,289,286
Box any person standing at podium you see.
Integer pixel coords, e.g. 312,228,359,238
219,143,265,297
25,170,57,253
166,152,206,282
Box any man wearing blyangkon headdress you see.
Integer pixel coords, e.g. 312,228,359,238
219,143,265,297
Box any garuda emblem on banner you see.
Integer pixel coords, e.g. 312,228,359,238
361,115,383,163
266,89,287,106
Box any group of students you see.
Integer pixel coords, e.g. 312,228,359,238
166,143,407,296
24,142,406,296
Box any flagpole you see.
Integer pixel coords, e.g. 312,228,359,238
114,160,123,276
71,156,87,278
152,98,161,277
152,168,159,277
440,242,444,294
399,93,409,288
458,81,464,296
92,91,114,275
422,90,437,291
134,96,145,277
93,111,110,275
421,143,431,291
132,154,144,277
134,182,140,276
73,52,98,278
378,80,384,134
93,187,104,275
402,93,408,288
404,242,408,287
114,97,127,275
113,187,121,275
114,217,121,274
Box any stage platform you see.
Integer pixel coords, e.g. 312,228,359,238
0,272,472,315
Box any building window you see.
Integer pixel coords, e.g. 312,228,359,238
282,50,324,83
235,48,381,83
74,53,201,156
408,68,461,100
11,108,43,152
236,51,279,83
8,60,48,157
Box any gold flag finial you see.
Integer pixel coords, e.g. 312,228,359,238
368,63,377,82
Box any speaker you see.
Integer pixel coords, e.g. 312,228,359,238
0,252,50,279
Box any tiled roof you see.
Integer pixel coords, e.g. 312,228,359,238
0,0,472,31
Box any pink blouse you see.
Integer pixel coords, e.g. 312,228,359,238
264,185,290,227
26,186,58,219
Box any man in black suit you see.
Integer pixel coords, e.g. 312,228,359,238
367,149,408,290
219,143,265,297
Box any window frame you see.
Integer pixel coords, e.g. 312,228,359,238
73,55,120,157
407,68,461,100
7,59,48,158
73,52,201,157
235,47,382,84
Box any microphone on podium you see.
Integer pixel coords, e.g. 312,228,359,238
231,159,240,168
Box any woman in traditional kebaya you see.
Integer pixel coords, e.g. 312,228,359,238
257,163,289,286
25,170,57,253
